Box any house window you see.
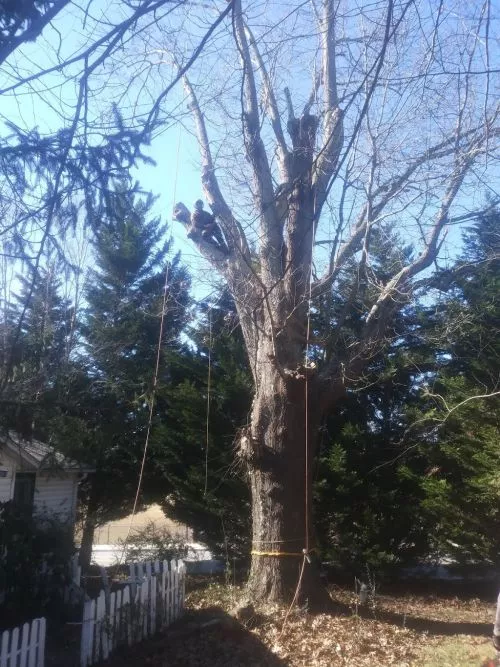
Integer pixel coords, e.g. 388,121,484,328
13,472,36,513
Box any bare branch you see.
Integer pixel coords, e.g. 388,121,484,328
244,24,290,182
312,122,500,299
232,0,282,283
365,141,486,328
182,75,249,260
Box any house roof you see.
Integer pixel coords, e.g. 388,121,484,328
0,431,95,473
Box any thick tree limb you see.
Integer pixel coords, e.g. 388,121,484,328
312,0,344,217
232,0,282,284
182,75,249,259
244,24,290,183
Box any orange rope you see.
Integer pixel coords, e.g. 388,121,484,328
304,218,315,554
280,220,316,632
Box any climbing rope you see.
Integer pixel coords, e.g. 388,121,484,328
281,217,317,631
204,307,212,497
118,128,182,564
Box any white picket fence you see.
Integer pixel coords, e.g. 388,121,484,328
0,618,46,667
80,559,185,666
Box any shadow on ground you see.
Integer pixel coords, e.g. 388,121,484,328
330,597,492,638
103,607,287,667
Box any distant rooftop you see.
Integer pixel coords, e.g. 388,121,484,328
0,431,94,472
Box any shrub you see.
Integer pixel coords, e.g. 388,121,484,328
0,501,74,620
118,521,188,564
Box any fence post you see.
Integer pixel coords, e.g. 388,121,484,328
28,620,38,667
80,598,94,667
139,581,147,640
99,567,111,613
114,589,122,649
160,566,166,628
36,618,46,667
94,591,105,664
150,575,157,636
129,564,136,600
180,561,186,610
173,561,179,621
122,586,132,647
11,628,20,665
1,629,9,667
19,622,30,666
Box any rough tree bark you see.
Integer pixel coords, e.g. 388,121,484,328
79,475,100,572
171,0,498,606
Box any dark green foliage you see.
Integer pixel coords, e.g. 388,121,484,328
0,1,58,47
314,210,500,571
84,186,189,391
0,262,75,438
74,185,191,536
314,330,433,572
414,208,500,564
0,500,74,622
152,291,252,558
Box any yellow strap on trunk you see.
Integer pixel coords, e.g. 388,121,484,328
250,549,316,557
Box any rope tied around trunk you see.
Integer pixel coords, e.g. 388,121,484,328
250,548,316,557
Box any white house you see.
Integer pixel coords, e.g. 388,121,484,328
0,431,92,528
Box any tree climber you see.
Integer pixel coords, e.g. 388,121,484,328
173,200,227,252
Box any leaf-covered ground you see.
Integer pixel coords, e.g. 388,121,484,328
104,578,499,666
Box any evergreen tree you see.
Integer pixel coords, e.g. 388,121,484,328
0,262,74,438
314,227,434,571
76,185,191,568
414,208,500,564
151,290,252,557
315,210,500,571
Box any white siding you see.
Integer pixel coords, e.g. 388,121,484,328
34,473,78,523
0,467,13,502
0,449,17,502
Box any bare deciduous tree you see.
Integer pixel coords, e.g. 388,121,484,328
169,0,499,606
1,0,499,607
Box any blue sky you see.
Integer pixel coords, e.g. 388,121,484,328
0,0,220,300
1,0,498,305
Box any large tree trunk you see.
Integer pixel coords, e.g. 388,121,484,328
79,477,99,572
243,356,330,609
79,516,96,573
